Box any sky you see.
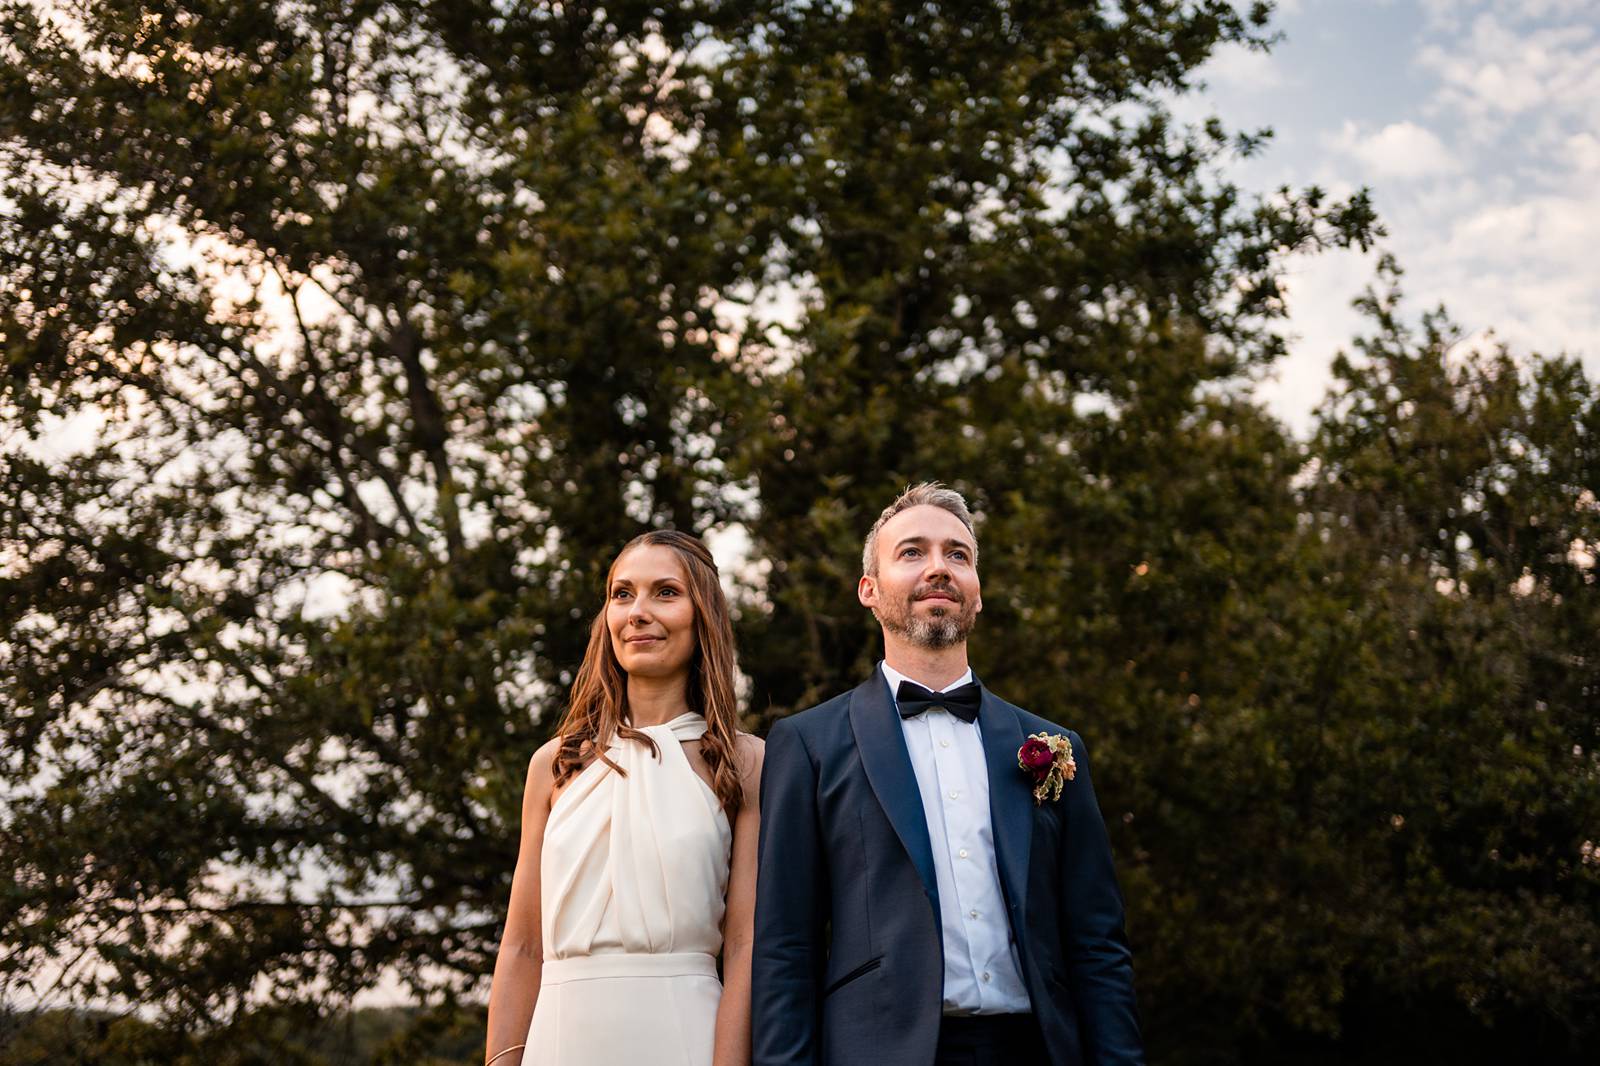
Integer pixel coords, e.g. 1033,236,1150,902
1187,0,1600,434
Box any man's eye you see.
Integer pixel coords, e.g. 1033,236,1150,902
951,551,968,561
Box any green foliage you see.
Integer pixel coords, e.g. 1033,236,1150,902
2,1,1593,1063
1277,261,1600,1061
0,1005,480,1065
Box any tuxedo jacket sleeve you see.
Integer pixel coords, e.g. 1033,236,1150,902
751,715,827,1065
1054,730,1143,1064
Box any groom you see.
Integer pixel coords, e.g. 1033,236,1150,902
753,483,1143,1066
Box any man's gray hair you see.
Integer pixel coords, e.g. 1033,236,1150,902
861,482,978,577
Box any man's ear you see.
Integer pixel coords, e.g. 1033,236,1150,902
857,574,877,608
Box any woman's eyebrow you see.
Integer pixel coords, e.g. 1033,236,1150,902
611,576,684,589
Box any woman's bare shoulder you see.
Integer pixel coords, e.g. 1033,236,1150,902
733,731,765,795
734,730,765,760
529,736,562,774
525,737,564,800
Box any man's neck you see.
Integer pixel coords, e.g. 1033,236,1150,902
881,635,971,691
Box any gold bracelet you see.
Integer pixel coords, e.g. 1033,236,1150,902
486,1043,526,1066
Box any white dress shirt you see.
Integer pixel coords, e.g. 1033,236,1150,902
881,662,1032,1015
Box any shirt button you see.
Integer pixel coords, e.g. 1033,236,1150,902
981,972,991,983
940,739,950,748
969,909,979,918
948,790,959,800
958,849,969,859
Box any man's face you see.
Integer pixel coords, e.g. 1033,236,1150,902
858,504,982,649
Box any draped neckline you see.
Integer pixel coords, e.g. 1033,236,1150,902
549,712,716,822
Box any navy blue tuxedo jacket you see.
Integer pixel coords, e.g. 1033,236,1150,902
752,674,1143,1066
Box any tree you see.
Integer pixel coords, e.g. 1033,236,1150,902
0,0,1445,1060
0,1004,481,1065
1280,262,1600,1060
2,0,767,1033
1053,263,1600,1064
724,5,1377,719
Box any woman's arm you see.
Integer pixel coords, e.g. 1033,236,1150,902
713,732,765,1066
484,739,558,1066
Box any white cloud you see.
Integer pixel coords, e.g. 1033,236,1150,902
1419,13,1600,142
1566,132,1600,173
1429,191,1600,348
1254,248,1382,435
1423,0,1598,32
1183,0,1600,431
1390,7,1600,364
1331,120,1460,179
1200,43,1289,93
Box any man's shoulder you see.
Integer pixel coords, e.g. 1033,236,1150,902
768,689,854,740
989,690,1084,744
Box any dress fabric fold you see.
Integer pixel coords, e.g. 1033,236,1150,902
526,712,732,1065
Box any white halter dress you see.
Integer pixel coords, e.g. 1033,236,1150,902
527,713,733,1065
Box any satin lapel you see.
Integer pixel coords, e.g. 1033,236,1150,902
848,673,940,907
979,687,1033,921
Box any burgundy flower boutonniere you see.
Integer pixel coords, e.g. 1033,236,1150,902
1018,732,1076,805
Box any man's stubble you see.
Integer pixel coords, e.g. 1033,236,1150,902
872,582,978,649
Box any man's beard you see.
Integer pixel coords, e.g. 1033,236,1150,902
874,583,977,649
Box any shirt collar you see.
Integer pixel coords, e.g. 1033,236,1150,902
880,660,975,703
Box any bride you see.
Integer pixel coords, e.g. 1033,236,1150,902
485,530,764,1066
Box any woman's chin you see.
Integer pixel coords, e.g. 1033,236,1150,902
622,657,693,682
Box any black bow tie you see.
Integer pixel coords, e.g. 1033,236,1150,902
896,680,982,724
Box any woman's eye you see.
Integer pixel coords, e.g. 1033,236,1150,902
659,587,679,597
612,589,631,600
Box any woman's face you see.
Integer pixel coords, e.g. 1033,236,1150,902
607,543,699,682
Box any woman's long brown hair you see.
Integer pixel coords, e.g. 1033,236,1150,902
552,530,745,816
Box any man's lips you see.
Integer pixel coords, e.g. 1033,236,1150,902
917,591,959,603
